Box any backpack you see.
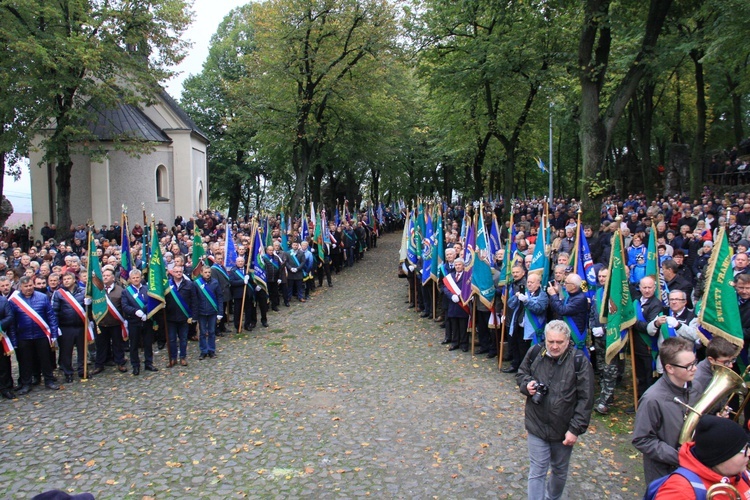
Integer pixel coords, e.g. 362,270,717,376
643,467,706,500
528,343,586,372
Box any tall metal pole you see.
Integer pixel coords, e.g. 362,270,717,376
549,102,554,205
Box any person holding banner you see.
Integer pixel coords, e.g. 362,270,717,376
263,245,282,312
9,276,59,393
51,272,87,382
286,241,306,303
209,250,232,334
195,266,223,359
547,275,589,353
92,267,128,375
229,256,254,332
165,266,197,367
121,269,157,375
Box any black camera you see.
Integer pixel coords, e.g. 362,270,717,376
531,382,548,405
519,284,526,294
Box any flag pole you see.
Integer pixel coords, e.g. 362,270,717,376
83,221,93,381
615,220,639,411
471,298,477,356
432,280,436,320
499,280,509,369
238,221,254,333
152,215,172,364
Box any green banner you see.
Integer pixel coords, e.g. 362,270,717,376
602,231,636,364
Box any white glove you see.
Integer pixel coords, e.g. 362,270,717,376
451,294,459,303
408,265,415,272
291,267,298,273
135,310,145,319
255,285,261,292
217,315,223,321
666,316,679,328
141,314,148,322
243,275,250,284
84,297,92,305
592,326,604,337
277,279,282,284
517,293,528,303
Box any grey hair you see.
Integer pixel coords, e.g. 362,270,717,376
545,319,570,338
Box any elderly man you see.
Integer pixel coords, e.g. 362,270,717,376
662,259,694,309
91,266,128,375
547,274,589,353
631,276,663,410
516,320,594,500
9,276,59,393
648,290,700,371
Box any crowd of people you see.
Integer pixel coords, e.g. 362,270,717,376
0,208,395,399
404,187,750,498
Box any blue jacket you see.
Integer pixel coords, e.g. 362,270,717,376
10,291,59,342
121,283,148,321
51,286,86,327
509,287,548,341
549,289,589,346
194,277,224,316
628,245,647,284
165,278,197,322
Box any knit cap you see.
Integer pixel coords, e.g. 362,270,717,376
692,415,748,467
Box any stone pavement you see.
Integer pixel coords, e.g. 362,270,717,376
0,233,645,499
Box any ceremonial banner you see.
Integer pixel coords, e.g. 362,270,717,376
280,212,290,252
461,216,476,306
85,231,108,324
406,210,419,268
528,210,550,286
252,225,268,293
645,223,668,306
570,218,596,297
488,214,502,259
421,209,433,286
147,222,171,319
601,231,635,364
697,227,743,348
224,223,237,268
472,211,496,309
430,209,444,283
120,211,132,284
192,226,205,280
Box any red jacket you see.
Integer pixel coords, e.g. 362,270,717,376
655,442,750,499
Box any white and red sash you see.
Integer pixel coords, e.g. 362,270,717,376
9,291,53,346
103,288,129,341
442,274,470,313
0,328,13,355
58,289,95,342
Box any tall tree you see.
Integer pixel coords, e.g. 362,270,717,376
2,0,191,238
577,0,672,221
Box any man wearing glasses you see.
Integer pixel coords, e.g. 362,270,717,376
632,337,702,485
648,290,700,373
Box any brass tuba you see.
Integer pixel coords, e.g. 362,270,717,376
678,364,748,444
707,482,741,500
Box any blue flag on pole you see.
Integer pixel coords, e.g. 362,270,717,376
224,223,237,268
251,225,267,293
472,211,496,308
421,210,433,286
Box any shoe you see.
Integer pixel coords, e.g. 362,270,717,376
501,367,518,373
199,353,207,360
91,367,105,375
594,403,609,415
461,346,469,352
474,349,490,355
189,336,198,342
104,361,116,367
157,343,166,350
486,353,498,359
78,372,85,379
272,307,280,312
132,366,140,376
65,374,74,383
439,323,445,328
208,352,216,358
168,359,176,368
625,406,636,415
31,376,41,386
328,283,333,287
435,316,444,323
16,385,31,396
262,322,268,327
448,344,461,351
249,323,257,329
1,389,16,399
45,382,60,390
284,302,290,307
407,304,415,309
180,358,188,366
144,365,159,372
216,332,225,338
117,365,128,373
300,299,306,303
420,312,430,318
440,340,451,345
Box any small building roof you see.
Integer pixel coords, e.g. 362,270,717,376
85,99,172,143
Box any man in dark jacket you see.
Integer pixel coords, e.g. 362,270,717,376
631,276,663,406
51,271,86,382
194,266,223,359
229,256,254,332
516,320,594,500
263,245,282,312
442,258,470,352
0,294,15,398
662,259,694,309
209,250,231,334
9,276,60,393
165,266,196,367
91,266,128,375
547,274,589,353
121,269,158,375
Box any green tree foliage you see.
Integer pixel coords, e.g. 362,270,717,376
2,0,191,237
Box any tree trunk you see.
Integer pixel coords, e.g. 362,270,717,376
473,133,491,200
371,168,380,205
727,71,744,147
689,47,706,200
55,157,73,240
311,164,324,205
633,80,656,198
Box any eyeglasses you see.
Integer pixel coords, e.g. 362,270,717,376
742,443,750,458
668,298,686,302
669,359,699,371
714,357,737,368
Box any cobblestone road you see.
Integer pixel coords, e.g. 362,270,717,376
0,233,644,499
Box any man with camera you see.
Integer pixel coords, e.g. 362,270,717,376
516,320,594,500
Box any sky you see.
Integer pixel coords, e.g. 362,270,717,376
6,0,249,214
164,0,251,99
